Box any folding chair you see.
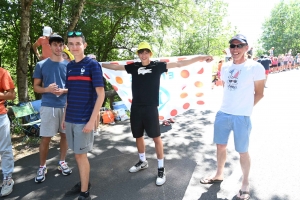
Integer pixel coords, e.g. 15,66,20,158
11,102,41,137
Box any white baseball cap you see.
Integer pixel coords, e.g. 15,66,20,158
43,26,52,36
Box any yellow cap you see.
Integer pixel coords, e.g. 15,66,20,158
136,42,153,55
63,48,74,60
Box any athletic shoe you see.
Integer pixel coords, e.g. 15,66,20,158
156,167,166,186
1,178,14,197
129,160,148,173
58,162,72,176
65,182,91,197
78,195,91,200
35,167,47,183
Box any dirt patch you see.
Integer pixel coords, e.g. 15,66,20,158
11,134,61,161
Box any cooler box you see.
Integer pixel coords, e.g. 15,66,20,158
113,101,127,110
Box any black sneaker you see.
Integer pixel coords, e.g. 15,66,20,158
65,182,91,197
78,195,91,200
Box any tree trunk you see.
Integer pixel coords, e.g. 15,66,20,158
64,0,86,40
17,0,33,102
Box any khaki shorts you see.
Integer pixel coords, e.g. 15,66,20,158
65,122,94,154
40,106,65,137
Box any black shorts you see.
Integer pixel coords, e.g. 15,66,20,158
130,105,160,138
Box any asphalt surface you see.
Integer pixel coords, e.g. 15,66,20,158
2,69,300,200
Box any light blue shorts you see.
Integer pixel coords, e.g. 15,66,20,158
213,111,252,153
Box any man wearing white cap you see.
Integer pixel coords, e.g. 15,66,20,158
102,42,213,186
32,26,53,60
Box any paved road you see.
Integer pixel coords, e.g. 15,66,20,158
4,69,300,199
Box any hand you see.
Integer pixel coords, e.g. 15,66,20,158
47,83,59,94
203,55,213,63
61,120,66,130
82,121,94,134
53,88,64,97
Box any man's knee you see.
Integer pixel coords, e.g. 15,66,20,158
216,144,227,151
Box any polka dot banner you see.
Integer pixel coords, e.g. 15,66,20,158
101,56,212,120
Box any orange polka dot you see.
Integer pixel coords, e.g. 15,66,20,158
159,116,164,120
160,58,170,62
104,73,110,79
183,103,190,109
126,61,134,65
194,81,203,88
196,93,203,97
197,67,204,74
112,85,118,91
116,77,123,84
128,99,132,103
170,109,177,116
197,100,205,105
180,92,188,98
177,57,186,61
181,70,189,78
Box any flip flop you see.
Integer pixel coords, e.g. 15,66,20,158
200,178,223,184
162,120,171,126
236,190,250,200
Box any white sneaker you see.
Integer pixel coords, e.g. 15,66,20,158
156,167,166,186
129,160,148,173
1,178,14,197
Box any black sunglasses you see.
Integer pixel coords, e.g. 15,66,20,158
230,44,247,49
67,31,83,37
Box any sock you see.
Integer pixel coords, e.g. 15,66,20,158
158,158,164,168
59,160,65,165
40,165,46,168
80,191,89,197
139,153,146,162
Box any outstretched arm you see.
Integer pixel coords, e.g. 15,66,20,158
101,63,126,71
166,55,213,69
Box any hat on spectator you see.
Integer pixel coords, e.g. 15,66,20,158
49,34,64,44
136,42,153,55
63,48,74,60
43,26,53,36
229,34,248,44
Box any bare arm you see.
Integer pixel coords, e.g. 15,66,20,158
101,63,126,71
0,89,16,100
82,87,105,133
166,55,213,69
254,80,264,106
32,41,42,60
33,78,60,95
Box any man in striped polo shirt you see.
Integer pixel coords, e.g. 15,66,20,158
62,31,105,200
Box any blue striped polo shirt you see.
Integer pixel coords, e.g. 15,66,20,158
65,57,104,124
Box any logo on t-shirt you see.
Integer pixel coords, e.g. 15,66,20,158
227,69,240,91
80,66,85,75
138,67,152,75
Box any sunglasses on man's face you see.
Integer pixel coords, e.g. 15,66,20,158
230,44,247,49
67,31,83,37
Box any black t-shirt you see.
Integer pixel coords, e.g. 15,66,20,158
125,61,167,106
257,58,271,70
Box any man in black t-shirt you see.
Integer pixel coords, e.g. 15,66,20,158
257,55,271,87
102,42,213,186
